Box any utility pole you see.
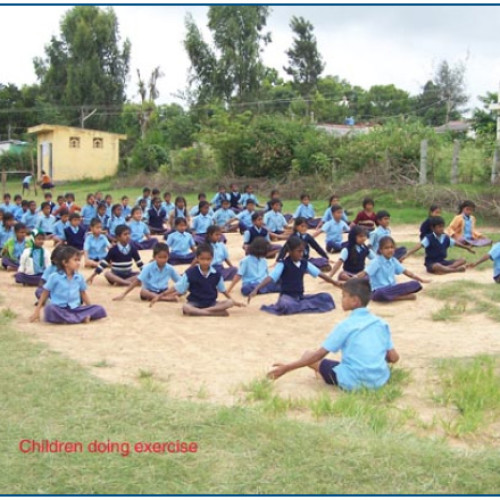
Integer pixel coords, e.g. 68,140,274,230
489,82,500,184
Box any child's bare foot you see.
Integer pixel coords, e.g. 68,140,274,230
83,316,91,324
456,265,466,273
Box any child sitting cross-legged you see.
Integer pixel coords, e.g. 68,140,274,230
249,236,341,315
150,243,244,316
113,242,181,302
402,216,475,274
468,241,500,283
15,229,51,286
267,279,400,391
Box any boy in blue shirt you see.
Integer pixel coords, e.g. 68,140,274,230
369,210,406,260
468,241,500,283
36,201,56,237
84,218,111,268
165,217,196,265
291,194,320,228
21,200,39,230
313,204,350,253
267,278,400,391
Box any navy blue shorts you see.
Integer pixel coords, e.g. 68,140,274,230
318,359,340,385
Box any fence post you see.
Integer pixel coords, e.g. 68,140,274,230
419,139,427,185
451,139,460,184
492,147,500,184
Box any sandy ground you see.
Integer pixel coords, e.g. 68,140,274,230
2,224,500,429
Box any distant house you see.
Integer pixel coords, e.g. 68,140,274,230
27,124,127,182
315,123,374,138
0,139,29,155
434,121,475,139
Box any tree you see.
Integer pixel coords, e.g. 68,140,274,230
414,80,447,126
433,59,468,124
184,6,271,105
472,91,498,140
359,84,411,121
33,6,130,130
284,16,324,107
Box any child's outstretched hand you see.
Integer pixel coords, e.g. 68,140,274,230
267,363,288,380
419,277,432,284
233,300,246,308
466,262,476,269
467,247,476,254
113,294,125,301
29,310,40,323
86,275,95,285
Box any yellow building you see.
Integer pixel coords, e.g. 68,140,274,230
27,124,127,182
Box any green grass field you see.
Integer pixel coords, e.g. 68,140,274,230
1,310,499,494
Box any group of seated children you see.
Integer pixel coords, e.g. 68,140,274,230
1,186,498,326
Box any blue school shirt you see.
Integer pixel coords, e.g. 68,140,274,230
13,206,24,221
263,210,287,232
237,209,254,228
192,213,214,234
53,220,69,239
324,207,348,224
138,261,180,293
463,215,473,240
135,196,151,209
84,234,109,260
421,233,455,249
243,226,270,244
43,271,86,309
96,213,109,230
0,202,15,215
166,231,195,255
109,215,126,236
269,260,320,282
488,242,500,278
37,214,56,234
214,208,236,226
293,203,315,219
121,205,132,219
237,255,269,285
81,204,97,226
211,241,229,266
366,255,405,290
322,307,393,391
323,219,350,245
340,246,376,262
127,220,150,242
161,202,175,217
190,205,214,217
211,192,231,209
23,175,32,184
240,193,259,207
21,211,38,230
41,263,57,282
369,226,392,254
0,225,14,249
174,265,226,294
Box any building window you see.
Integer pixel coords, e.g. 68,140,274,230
69,137,80,148
93,138,103,149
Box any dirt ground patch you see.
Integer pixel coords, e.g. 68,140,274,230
2,224,500,438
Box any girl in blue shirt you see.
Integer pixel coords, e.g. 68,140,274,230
168,196,190,230
84,218,111,268
127,207,158,251
81,193,97,229
313,204,350,253
35,245,65,301
30,246,107,324
191,201,215,244
114,242,181,302
267,279,400,391
204,225,237,281
165,217,196,265
356,236,429,302
249,236,340,315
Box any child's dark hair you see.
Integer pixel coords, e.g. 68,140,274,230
86,193,94,202
142,187,151,194
14,223,27,233
429,204,440,214
251,212,262,222
153,242,169,256
205,225,221,242
152,188,160,196
343,278,371,307
270,189,279,197
362,197,374,208
21,200,29,208
196,242,213,258
330,204,343,214
163,191,171,198
65,192,75,201
198,200,210,210
282,235,305,256
247,236,270,258
245,198,255,207
50,244,65,265
378,236,396,252
44,192,52,199
121,195,129,202
3,213,14,224
270,198,281,208
300,193,310,201
174,217,187,227
97,202,107,211
329,194,339,204
222,198,230,205
59,208,69,217
293,217,307,230
174,196,187,210
115,224,130,237
458,200,476,213
429,216,445,229
375,210,390,221
151,196,161,205
69,213,81,222
243,184,252,192
345,225,368,268
40,201,51,210
197,192,207,200
55,246,81,271
3,193,11,199
131,206,142,217
111,203,122,215
90,218,102,228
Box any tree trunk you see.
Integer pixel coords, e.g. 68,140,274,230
419,139,427,185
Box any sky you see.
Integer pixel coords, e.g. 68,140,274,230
1,4,500,114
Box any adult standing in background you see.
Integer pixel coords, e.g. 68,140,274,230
40,170,54,190
22,174,32,195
